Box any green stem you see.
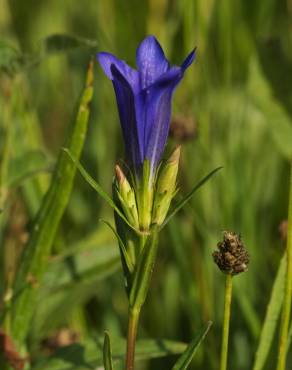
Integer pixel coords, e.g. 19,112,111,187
220,274,233,370
126,307,140,370
277,160,292,370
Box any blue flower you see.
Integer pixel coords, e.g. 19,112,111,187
97,35,195,181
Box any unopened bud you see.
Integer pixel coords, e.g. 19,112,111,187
115,165,139,229
152,146,181,225
212,231,250,275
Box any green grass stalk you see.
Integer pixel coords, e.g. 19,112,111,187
220,274,233,370
276,160,292,370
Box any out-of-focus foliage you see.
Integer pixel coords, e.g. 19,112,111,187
0,0,292,369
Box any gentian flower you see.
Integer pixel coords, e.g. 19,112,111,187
97,35,195,181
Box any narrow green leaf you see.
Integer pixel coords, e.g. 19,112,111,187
172,321,212,370
100,219,134,273
32,337,187,370
129,228,159,309
103,332,114,370
161,167,222,229
63,148,139,234
10,62,94,349
252,254,286,370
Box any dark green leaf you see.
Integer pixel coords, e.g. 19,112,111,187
172,321,212,370
39,34,97,55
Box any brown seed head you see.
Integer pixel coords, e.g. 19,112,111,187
212,231,250,275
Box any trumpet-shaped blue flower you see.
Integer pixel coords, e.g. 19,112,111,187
97,35,195,181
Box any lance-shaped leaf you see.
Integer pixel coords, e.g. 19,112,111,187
161,167,222,229
63,149,140,234
103,332,114,370
172,321,212,370
10,62,94,349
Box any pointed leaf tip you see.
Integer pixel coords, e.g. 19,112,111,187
103,331,114,370
172,321,212,370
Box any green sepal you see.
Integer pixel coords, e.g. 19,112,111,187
114,165,139,229
136,160,154,231
152,146,181,225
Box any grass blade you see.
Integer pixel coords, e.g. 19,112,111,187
252,254,286,370
103,331,114,370
10,61,94,350
172,321,212,370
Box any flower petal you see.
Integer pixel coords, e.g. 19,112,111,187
136,35,170,89
141,68,183,178
181,48,196,71
97,52,139,92
110,65,144,169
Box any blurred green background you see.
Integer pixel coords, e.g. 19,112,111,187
1,0,292,369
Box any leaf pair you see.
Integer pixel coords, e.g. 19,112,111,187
102,322,212,370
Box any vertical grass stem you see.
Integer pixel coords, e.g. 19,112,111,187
277,160,292,370
220,274,233,370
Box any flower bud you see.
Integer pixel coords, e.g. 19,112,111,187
115,165,139,229
152,146,181,225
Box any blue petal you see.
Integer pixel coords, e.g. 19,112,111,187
141,68,183,177
181,48,196,71
136,35,170,89
110,65,144,168
97,52,139,92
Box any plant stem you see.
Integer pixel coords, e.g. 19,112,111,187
220,274,233,370
277,160,292,370
126,307,140,370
